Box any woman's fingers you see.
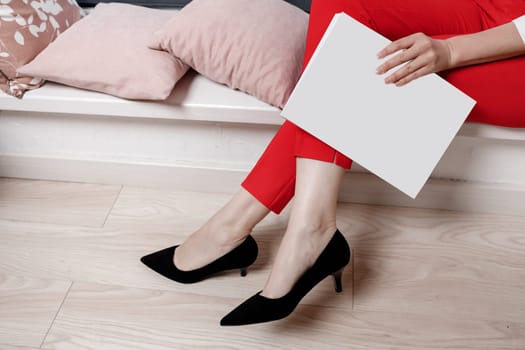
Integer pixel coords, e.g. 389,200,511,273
384,53,430,85
391,65,432,86
376,46,419,75
377,33,419,59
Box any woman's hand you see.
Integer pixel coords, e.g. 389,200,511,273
376,33,453,86
376,21,525,86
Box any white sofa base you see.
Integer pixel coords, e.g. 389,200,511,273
2,153,524,216
1,72,524,216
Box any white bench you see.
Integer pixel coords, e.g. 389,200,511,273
1,70,524,215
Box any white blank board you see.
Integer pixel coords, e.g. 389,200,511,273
282,13,476,198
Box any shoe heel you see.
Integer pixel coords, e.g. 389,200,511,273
332,268,344,293
240,267,248,277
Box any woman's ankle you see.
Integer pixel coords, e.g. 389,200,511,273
204,218,251,247
206,188,269,243
285,215,337,239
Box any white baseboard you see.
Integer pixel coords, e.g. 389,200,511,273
2,154,524,216
0,154,246,194
339,172,525,216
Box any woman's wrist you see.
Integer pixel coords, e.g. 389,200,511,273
444,35,480,69
443,38,458,70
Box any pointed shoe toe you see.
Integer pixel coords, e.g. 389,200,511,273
140,235,258,284
220,292,293,326
140,245,180,279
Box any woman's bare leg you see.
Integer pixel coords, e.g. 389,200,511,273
261,157,345,298
174,188,270,271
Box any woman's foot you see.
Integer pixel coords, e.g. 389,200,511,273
173,218,250,271
174,188,269,271
220,229,351,326
260,223,337,298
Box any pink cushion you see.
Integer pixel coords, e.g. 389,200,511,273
0,0,81,98
18,3,189,100
149,0,309,108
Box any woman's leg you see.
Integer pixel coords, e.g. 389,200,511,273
261,157,345,298
175,119,350,270
241,121,352,214
441,55,525,127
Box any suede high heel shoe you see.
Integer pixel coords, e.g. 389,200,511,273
220,229,350,326
140,235,258,284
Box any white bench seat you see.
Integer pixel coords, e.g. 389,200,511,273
0,71,282,125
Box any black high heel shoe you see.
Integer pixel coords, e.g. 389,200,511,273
140,235,258,284
220,229,350,326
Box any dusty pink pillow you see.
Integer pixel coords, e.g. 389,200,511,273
18,3,189,100
0,0,82,98
149,0,309,108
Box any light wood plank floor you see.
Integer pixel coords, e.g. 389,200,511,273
0,178,121,227
0,178,524,349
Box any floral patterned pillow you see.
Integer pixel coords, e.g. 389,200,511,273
0,0,82,98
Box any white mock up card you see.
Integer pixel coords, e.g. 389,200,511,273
282,13,476,198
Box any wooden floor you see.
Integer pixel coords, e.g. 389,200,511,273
0,177,524,350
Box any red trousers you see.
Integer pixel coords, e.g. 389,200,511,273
242,0,525,214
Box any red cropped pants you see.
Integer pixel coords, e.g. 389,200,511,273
242,0,525,214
